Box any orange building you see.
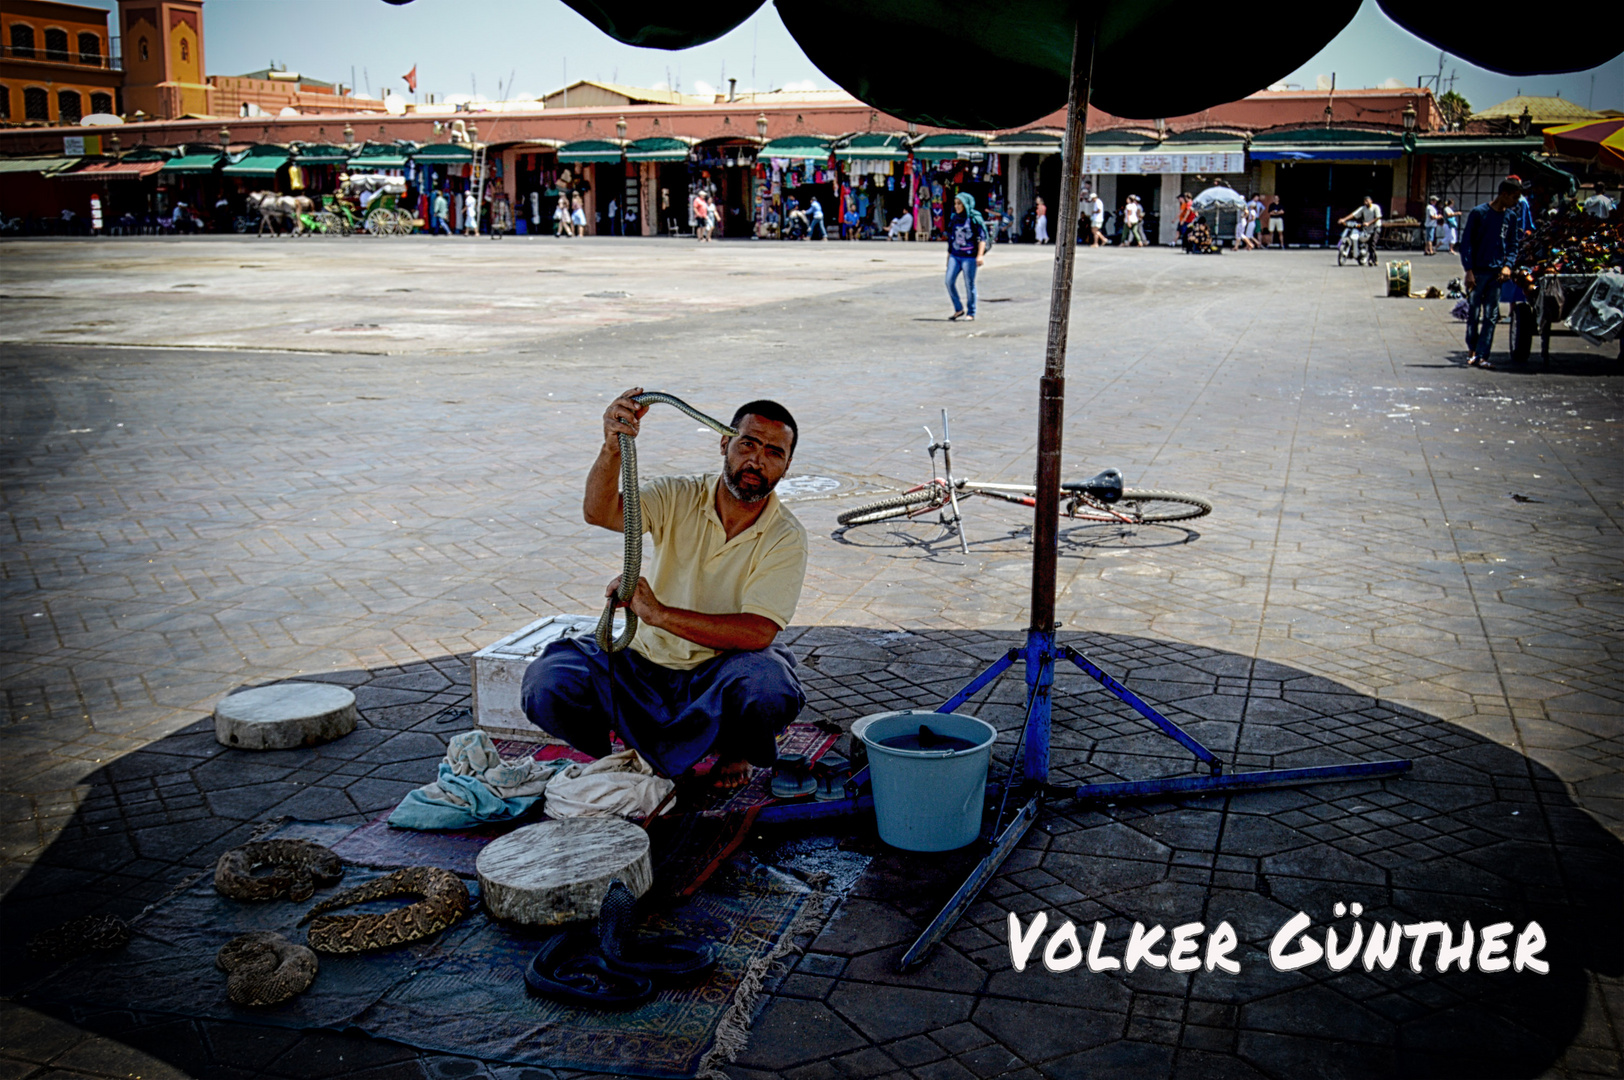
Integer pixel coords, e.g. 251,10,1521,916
209,68,386,119
118,0,211,119
0,0,121,125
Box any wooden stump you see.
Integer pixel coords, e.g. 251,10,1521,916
476,818,652,927
214,683,357,750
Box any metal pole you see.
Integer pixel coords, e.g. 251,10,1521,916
1029,23,1095,637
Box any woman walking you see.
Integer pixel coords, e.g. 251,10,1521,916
945,192,987,322
570,194,588,237
1033,196,1050,244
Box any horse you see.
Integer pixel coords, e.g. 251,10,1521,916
247,191,314,236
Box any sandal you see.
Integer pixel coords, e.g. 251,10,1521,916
948,311,965,321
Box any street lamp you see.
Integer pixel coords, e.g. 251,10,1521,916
342,123,354,148
616,115,627,140
756,113,768,139
218,124,230,148
1518,105,1531,135
1402,103,1416,132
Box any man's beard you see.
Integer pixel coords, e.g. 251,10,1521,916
723,461,776,504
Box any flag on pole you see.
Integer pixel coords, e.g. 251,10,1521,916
403,65,418,93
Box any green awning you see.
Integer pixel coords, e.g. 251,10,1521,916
558,139,624,163
347,142,413,169
1410,134,1545,156
760,135,831,161
0,156,80,175
1516,152,1578,195
411,143,474,165
161,151,224,174
1249,129,1404,161
988,130,1061,155
625,137,693,163
909,132,989,159
835,133,907,161
293,143,351,165
222,146,290,176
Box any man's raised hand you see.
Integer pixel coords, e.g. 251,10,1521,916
602,386,650,455
604,574,664,626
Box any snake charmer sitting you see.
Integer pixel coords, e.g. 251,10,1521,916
522,387,808,789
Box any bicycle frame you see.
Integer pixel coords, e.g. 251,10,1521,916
923,409,969,554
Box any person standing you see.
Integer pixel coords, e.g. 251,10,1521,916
570,193,587,236
945,192,987,322
1459,178,1525,369
1441,198,1458,252
1086,190,1106,247
1176,192,1196,247
608,197,619,236
692,189,710,241
464,190,481,235
1122,195,1147,246
430,189,451,236
1584,181,1616,219
1033,196,1050,244
1422,195,1440,256
1264,196,1285,248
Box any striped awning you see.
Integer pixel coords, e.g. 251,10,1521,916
625,137,693,163
558,139,625,163
56,159,165,181
760,135,832,161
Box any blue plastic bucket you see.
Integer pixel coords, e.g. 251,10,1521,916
858,710,996,852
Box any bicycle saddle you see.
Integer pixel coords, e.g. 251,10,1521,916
1061,468,1123,502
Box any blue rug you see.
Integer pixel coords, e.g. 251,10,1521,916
22,822,826,1078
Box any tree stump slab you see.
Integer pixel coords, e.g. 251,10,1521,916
476,818,652,926
214,683,358,751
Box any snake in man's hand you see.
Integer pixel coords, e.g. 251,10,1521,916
596,392,737,652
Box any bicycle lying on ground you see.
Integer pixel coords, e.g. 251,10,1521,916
836,410,1213,553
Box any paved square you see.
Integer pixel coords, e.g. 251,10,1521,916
2,236,1621,1079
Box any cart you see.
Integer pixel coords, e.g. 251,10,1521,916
1510,272,1624,363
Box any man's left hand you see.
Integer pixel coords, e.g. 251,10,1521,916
1498,266,1512,281
606,575,664,627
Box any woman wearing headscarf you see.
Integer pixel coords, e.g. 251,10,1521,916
945,192,987,322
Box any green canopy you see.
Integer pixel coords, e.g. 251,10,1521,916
834,133,907,161
909,132,989,160
625,137,693,163
1410,134,1545,156
0,156,80,175
347,142,413,169
222,145,291,177
411,143,475,165
988,130,1061,155
759,135,831,161
161,151,223,174
558,139,625,164
293,143,351,165
1248,129,1405,161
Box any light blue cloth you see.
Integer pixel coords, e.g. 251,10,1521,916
388,729,567,831
388,761,544,830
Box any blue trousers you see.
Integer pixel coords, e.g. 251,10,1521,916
1465,271,1503,359
521,636,804,778
946,255,978,316
430,214,452,236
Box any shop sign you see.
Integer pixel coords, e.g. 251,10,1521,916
1081,152,1244,175
63,135,102,156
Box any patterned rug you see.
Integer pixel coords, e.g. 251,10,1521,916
22,821,826,1079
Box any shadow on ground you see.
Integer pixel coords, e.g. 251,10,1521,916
2,627,1620,1080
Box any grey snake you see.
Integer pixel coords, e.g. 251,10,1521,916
597,392,737,652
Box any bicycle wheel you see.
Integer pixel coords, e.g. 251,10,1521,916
837,486,944,526
1068,489,1212,524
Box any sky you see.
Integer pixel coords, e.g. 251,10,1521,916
78,0,1622,116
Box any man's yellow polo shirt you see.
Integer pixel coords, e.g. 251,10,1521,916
630,472,808,670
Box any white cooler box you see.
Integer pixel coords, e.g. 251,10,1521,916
470,614,617,738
